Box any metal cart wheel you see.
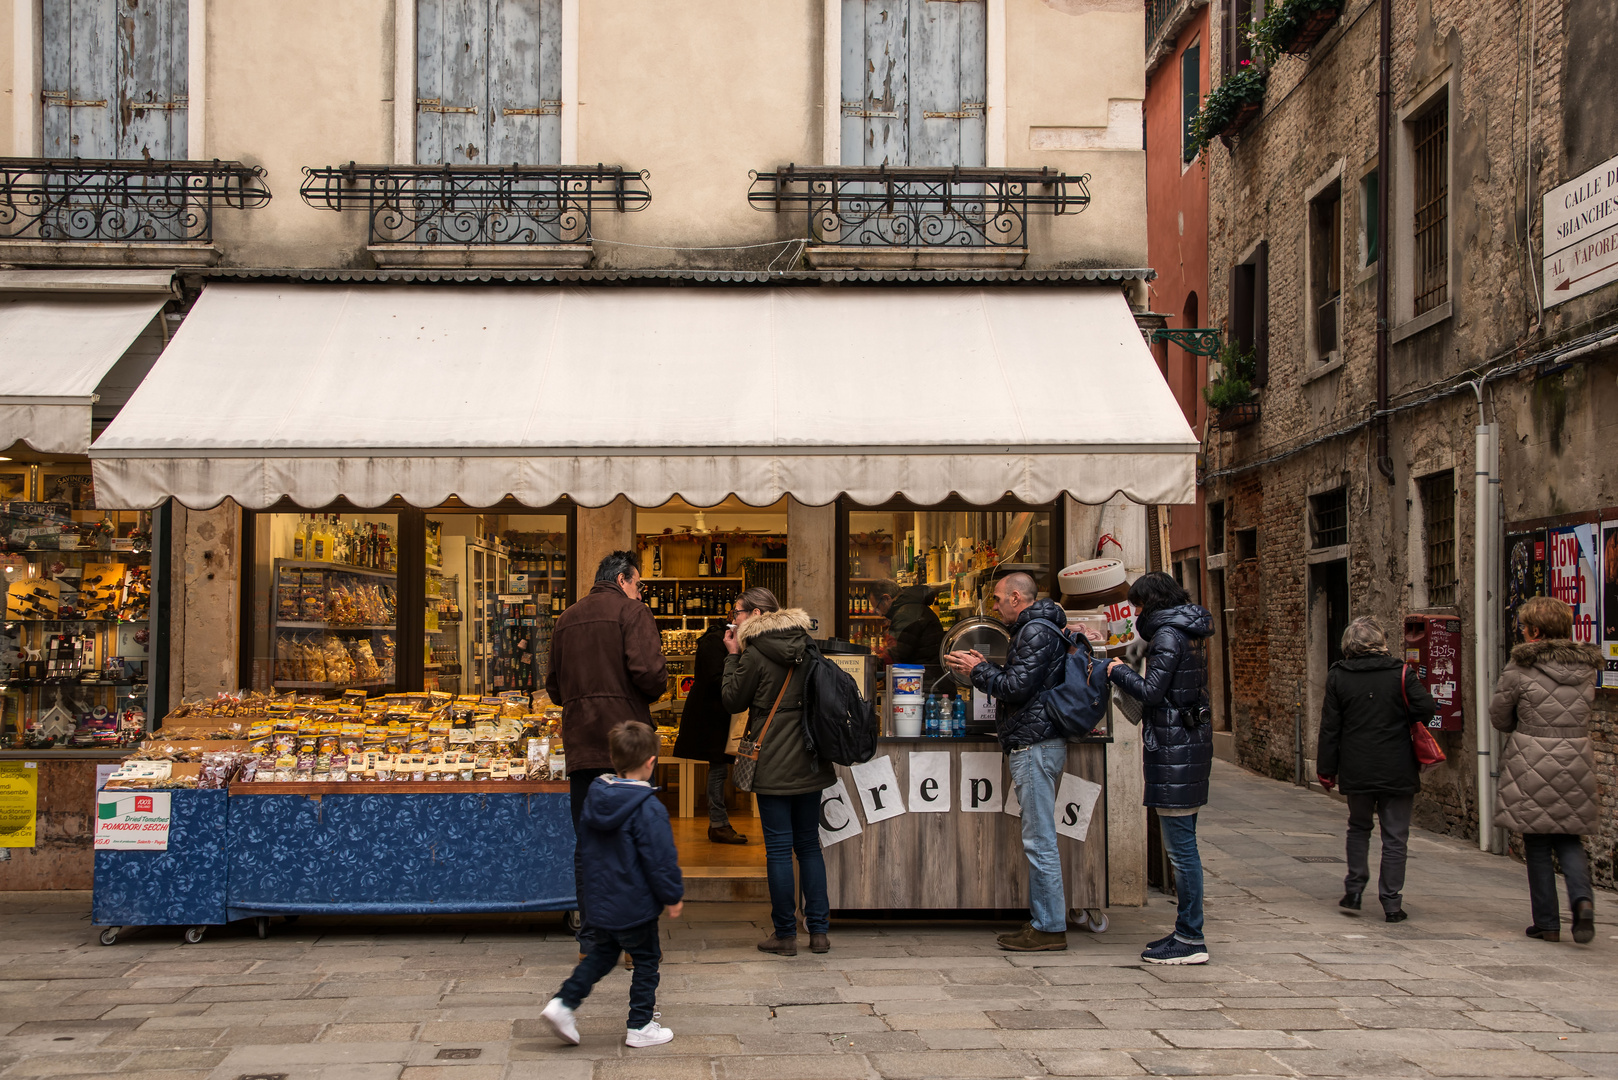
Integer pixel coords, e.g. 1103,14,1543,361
564,910,581,933
1082,909,1109,934
256,917,269,939
184,926,206,944
98,927,120,946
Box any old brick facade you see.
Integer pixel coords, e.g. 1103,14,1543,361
1197,0,1618,882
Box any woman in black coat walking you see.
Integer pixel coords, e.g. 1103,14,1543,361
1315,616,1435,922
672,619,747,844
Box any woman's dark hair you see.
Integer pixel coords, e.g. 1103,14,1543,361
1128,571,1190,621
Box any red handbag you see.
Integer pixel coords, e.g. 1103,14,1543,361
1402,663,1446,773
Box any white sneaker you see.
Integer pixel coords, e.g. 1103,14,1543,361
540,997,580,1045
625,1019,674,1048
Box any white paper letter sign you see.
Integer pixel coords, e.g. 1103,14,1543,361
908,752,951,812
850,756,906,824
959,751,1004,813
1055,772,1103,842
817,777,863,848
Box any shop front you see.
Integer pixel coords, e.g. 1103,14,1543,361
82,279,1196,932
1,271,178,889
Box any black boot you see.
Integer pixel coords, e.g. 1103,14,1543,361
1572,900,1595,945
1339,892,1362,911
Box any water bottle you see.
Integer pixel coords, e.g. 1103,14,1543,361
954,694,969,736
924,695,940,737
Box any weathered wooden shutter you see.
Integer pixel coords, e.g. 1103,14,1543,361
841,0,984,167
418,0,560,166
42,0,187,160
1252,240,1269,388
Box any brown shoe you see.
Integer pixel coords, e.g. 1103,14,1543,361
708,825,749,844
809,932,830,954
996,926,1067,952
757,933,798,956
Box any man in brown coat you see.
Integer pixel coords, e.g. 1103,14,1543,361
547,550,668,948
1489,595,1601,944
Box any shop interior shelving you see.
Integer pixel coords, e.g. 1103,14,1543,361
269,558,397,694
424,568,462,694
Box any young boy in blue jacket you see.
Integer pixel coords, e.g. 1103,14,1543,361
542,721,684,1049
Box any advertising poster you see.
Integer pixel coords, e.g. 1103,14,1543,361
1603,521,1618,684
1548,524,1602,655
94,791,172,850
0,762,39,848
1504,529,1547,647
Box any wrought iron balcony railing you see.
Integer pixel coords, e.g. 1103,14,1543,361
0,157,271,244
747,165,1088,249
1146,0,1183,50
300,163,651,246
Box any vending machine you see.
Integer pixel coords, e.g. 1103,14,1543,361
1403,615,1464,731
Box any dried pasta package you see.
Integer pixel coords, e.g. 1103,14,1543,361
300,586,327,622
278,586,301,621
373,756,393,781
330,753,349,782
427,735,447,753
303,639,327,683
349,639,382,682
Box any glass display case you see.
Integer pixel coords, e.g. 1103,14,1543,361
268,559,398,693
1,481,159,750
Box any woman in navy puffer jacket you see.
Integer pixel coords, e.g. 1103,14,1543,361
1108,572,1215,967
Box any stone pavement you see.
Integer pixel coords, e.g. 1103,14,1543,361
2,759,1615,1080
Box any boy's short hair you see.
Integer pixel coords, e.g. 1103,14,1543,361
609,721,660,773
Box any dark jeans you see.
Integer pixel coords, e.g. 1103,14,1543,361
756,791,830,937
569,768,614,949
1524,833,1593,932
556,917,662,1029
1344,793,1413,914
1157,813,1205,944
707,760,732,829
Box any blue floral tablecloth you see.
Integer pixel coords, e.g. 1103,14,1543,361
92,789,229,927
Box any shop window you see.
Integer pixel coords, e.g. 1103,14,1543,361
43,0,188,160
1,462,159,750
1208,500,1227,555
1309,487,1347,549
841,0,987,168
1181,39,1202,164
1234,527,1258,562
416,0,563,165
1420,471,1457,607
1410,92,1449,317
1308,179,1342,360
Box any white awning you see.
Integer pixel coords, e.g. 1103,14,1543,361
1,294,169,456
91,283,1200,510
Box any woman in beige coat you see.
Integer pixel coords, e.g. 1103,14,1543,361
1489,596,1601,944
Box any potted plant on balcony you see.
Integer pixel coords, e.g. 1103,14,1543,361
1205,340,1261,430
1250,0,1343,57
1186,62,1269,154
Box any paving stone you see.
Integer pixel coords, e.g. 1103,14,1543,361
414,1020,515,1042
0,1050,132,1076
591,1057,718,1080
1157,1030,1312,1049
1269,1048,1424,1075
322,1023,422,1042
1406,1049,1587,1076
719,1053,873,1079
396,1066,505,1080
995,1030,1171,1050
1549,1053,1618,1077
985,1009,1102,1029
1222,1009,1355,1030
1128,1048,1292,1076
1465,1011,1582,1032
207,1024,325,1045
121,1048,232,1069
865,1049,1041,1077
1034,1049,1149,1075
1092,1008,1237,1030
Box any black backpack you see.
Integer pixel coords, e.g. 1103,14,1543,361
798,641,879,766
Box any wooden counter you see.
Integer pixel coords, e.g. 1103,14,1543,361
823,737,1107,912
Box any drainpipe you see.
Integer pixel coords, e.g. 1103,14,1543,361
1472,382,1499,853
1374,0,1394,482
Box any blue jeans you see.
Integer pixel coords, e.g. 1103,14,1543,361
1008,738,1067,934
756,791,830,937
1158,813,1205,944
557,917,662,1028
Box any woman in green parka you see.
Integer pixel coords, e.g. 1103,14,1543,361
722,587,834,956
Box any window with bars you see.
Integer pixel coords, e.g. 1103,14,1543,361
1411,95,1449,316
1208,501,1226,555
1309,487,1347,549
1420,471,1456,606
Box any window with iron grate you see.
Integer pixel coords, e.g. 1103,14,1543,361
1420,471,1457,606
1309,488,1347,549
1208,500,1227,555
1411,95,1449,316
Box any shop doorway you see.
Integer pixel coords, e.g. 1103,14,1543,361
1306,559,1349,775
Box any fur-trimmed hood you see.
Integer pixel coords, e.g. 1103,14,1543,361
736,607,815,648
1510,638,1602,685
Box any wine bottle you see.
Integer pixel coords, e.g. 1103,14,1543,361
697,543,710,577
652,544,662,577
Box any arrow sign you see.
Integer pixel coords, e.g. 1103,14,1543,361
1544,219,1618,308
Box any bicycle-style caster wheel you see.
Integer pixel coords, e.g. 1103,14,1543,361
184,926,206,944
564,910,582,933
1081,909,1109,934
98,927,120,946
256,917,269,939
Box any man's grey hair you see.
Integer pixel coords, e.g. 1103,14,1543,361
1341,615,1388,657
594,549,640,585
870,579,902,604
998,571,1039,602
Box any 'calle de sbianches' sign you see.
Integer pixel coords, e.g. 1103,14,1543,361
1543,153,1618,306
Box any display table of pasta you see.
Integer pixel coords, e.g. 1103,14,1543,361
92,690,578,943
